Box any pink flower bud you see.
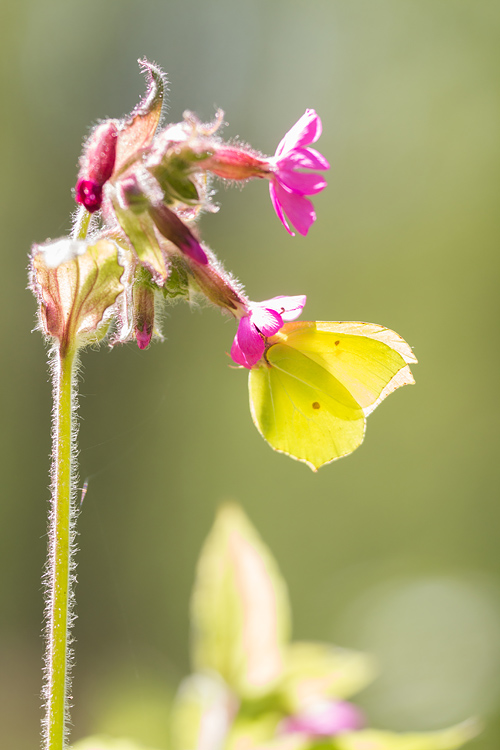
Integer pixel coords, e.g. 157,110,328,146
148,203,208,265
76,120,119,212
202,147,270,181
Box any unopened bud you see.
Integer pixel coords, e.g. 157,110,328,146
201,147,270,181
133,283,155,349
148,203,208,265
76,120,119,212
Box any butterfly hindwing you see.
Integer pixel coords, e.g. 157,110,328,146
249,344,365,470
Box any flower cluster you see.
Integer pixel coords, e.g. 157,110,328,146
31,59,325,363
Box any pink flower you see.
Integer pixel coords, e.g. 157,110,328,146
269,109,330,236
231,294,306,369
280,700,365,737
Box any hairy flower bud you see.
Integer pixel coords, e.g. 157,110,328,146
76,121,119,212
133,282,155,349
148,203,208,265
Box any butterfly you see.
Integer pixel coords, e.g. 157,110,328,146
248,321,416,470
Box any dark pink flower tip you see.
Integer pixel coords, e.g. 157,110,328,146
135,323,153,350
75,179,103,213
269,109,329,236
230,295,306,368
281,701,365,737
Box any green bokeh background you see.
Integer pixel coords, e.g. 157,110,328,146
1,1,499,748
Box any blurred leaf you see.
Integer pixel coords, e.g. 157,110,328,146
191,504,291,698
281,642,376,711
331,719,480,750
227,712,284,750
170,672,234,750
70,736,160,750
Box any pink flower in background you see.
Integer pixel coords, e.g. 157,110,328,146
269,109,330,236
231,294,306,369
281,700,365,737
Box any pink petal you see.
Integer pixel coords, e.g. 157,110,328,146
230,336,252,368
269,181,294,236
284,147,330,171
276,168,327,196
250,305,283,336
259,295,307,321
232,316,266,368
275,110,322,157
273,183,316,236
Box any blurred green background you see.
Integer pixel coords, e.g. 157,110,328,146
1,1,499,748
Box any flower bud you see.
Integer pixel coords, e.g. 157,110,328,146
133,283,155,349
148,203,208,265
76,121,119,212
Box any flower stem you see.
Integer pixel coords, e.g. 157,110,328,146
43,344,79,750
72,205,91,241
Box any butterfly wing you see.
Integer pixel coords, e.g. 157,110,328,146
249,344,366,470
278,322,416,416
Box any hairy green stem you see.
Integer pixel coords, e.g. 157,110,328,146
72,205,91,241
43,340,79,750
44,345,78,748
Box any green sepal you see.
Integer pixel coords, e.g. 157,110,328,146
31,238,124,355
151,162,200,204
113,59,165,177
280,642,376,712
111,191,169,285
191,505,291,699
161,258,190,300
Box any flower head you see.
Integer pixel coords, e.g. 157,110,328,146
269,109,330,236
230,295,306,369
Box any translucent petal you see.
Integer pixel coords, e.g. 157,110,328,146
275,109,322,156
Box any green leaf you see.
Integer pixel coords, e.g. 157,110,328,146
281,642,376,712
249,322,416,471
70,737,160,750
191,505,291,698
332,720,480,750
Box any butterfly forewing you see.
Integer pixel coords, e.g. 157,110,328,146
279,322,414,412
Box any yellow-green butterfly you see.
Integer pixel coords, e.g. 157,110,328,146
248,321,416,471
